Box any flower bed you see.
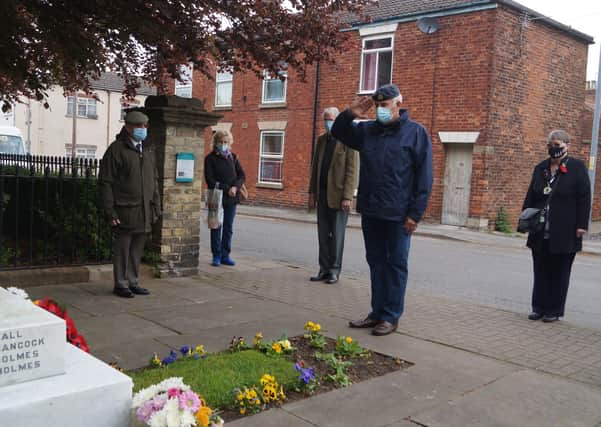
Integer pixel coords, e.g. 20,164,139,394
129,321,412,425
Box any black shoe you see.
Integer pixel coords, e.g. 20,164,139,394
129,285,150,295
542,315,559,323
528,312,543,320
310,272,328,282
325,274,339,284
113,287,134,298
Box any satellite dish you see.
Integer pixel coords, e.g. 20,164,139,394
417,17,440,35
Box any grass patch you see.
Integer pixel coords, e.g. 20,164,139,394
128,350,297,410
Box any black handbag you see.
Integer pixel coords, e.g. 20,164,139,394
517,208,544,233
518,172,560,234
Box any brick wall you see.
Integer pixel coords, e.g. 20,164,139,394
318,10,497,223
486,5,589,227
168,65,317,208
164,6,590,224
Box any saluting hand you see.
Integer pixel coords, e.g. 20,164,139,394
349,97,373,119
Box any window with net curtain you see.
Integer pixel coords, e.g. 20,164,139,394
360,36,393,93
262,70,287,103
215,70,233,106
259,131,285,183
66,96,97,118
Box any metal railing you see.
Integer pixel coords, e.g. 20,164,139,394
0,154,111,270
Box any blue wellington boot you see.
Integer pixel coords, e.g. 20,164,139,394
221,256,236,266
211,256,221,266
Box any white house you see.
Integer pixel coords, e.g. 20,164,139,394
0,73,156,159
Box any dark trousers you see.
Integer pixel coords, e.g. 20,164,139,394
211,204,236,259
316,200,349,276
113,229,147,290
361,216,411,324
531,241,576,317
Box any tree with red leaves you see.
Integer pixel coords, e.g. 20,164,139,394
1,0,372,110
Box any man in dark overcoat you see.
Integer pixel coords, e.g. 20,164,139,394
332,84,433,336
99,111,161,298
309,107,359,284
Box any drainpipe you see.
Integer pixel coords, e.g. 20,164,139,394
309,59,321,201
106,90,111,150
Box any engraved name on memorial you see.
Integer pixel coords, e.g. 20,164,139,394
0,289,65,387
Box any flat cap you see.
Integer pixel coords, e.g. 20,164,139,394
372,84,401,101
124,111,149,125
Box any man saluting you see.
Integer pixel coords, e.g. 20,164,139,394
331,84,433,336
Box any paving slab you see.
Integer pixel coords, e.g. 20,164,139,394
227,408,316,427
282,341,516,427
73,312,178,348
91,337,173,371
133,296,297,334
410,369,601,427
154,308,321,353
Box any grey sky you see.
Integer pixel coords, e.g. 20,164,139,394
516,0,600,81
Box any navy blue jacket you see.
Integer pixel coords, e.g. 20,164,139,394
331,109,433,222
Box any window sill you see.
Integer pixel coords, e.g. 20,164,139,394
214,105,232,111
65,115,98,120
259,102,287,109
256,182,284,190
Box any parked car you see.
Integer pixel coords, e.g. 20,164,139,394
0,126,27,155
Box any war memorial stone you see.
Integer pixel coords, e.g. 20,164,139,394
0,288,132,426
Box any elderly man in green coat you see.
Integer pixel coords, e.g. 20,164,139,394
309,107,359,284
99,111,161,298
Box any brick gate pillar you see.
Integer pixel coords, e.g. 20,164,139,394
142,95,221,277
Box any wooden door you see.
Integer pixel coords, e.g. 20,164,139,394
442,144,473,226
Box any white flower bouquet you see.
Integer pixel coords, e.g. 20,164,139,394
132,377,223,427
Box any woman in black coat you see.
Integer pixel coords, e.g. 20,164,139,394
204,130,246,267
522,130,591,322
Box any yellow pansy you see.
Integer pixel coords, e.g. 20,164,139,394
345,336,353,344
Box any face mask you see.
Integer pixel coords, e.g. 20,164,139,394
548,146,566,159
376,106,393,123
324,120,334,133
132,127,147,142
216,143,229,153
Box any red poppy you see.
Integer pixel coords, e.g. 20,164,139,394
559,164,568,174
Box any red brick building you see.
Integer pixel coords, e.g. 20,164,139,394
168,0,594,229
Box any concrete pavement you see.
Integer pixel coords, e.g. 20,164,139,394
18,236,601,426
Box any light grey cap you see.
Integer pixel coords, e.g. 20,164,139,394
124,111,149,125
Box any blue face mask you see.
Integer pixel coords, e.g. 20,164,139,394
132,127,147,142
216,143,229,153
376,107,393,124
324,120,334,133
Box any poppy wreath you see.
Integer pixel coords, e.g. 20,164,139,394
34,297,90,353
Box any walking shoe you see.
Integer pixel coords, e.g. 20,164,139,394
528,312,543,320
348,316,380,328
310,271,328,281
372,321,398,336
221,256,236,266
129,285,150,295
542,315,559,323
325,273,339,284
113,287,134,298
211,256,221,266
